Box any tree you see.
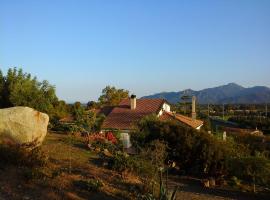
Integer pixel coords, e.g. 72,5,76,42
71,102,85,121
51,100,69,119
86,101,99,109
70,102,102,132
98,86,129,106
0,67,60,118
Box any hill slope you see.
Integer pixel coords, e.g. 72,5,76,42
142,83,270,104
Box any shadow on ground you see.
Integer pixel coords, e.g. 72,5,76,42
168,176,270,200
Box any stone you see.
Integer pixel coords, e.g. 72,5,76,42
209,178,216,187
202,179,210,188
0,107,49,147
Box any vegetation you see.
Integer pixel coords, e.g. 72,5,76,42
74,179,104,192
132,116,236,177
0,67,69,119
228,116,270,134
228,155,270,192
131,116,270,191
98,85,129,106
227,132,270,158
0,145,47,168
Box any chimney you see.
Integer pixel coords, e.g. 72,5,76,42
192,96,196,120
130,94,136,110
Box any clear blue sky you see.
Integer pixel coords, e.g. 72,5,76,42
1,0,270,102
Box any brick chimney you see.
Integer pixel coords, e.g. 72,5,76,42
192,96,196,120
130,94,136,110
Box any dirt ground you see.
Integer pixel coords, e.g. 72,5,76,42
167,176,269,200
0,132,269,200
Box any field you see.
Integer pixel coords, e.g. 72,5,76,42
0,132,269,200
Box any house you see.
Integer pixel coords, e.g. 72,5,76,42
159,111,204,130
101,95,203,148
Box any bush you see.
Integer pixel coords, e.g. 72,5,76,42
109,151,137,173
228,133,270,158
0,145,47,168
91,139,123,154
108,140,167,189
23,167,46,181
228,155,270,190
131,117,241,177
74,179,104,192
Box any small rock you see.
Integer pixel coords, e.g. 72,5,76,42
202,179,210,188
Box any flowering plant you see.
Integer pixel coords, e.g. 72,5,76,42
88,132,117,144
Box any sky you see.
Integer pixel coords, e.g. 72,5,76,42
0,0,270,102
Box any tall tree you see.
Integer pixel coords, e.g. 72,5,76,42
0,67,59,117
98,86,129,106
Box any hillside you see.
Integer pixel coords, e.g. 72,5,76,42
142,83,270,104
1,132,268,200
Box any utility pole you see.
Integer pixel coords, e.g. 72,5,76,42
266,103,268,118
208,103,210,117
223,104,225,120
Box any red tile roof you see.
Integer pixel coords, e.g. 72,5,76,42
160,112,203,129
102,98,166,130
90,106,114,116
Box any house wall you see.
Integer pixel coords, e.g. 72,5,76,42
119,132,132,148
158,103,171,117
196,124,203,130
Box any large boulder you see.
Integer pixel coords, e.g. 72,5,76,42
0,107,49,147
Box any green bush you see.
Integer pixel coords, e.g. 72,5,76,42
108,140,167,190
131,117,242,177
228,133,270,158
228,155,270,190
110,151,136,172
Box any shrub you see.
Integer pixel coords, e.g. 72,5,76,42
91,139,123,154
109,151,136,173
228,155,270,191
228,133,270,158
74,179,104,192
0,145,47,168
108,140,167,190
131,117,241,177
23,167,46,181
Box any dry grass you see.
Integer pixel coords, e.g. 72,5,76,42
0,132,269,200
0,132,142,200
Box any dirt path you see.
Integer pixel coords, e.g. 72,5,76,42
167,176,269,200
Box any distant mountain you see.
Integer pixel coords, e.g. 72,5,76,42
142,83,270,104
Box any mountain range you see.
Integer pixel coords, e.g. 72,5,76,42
142,83,270,104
